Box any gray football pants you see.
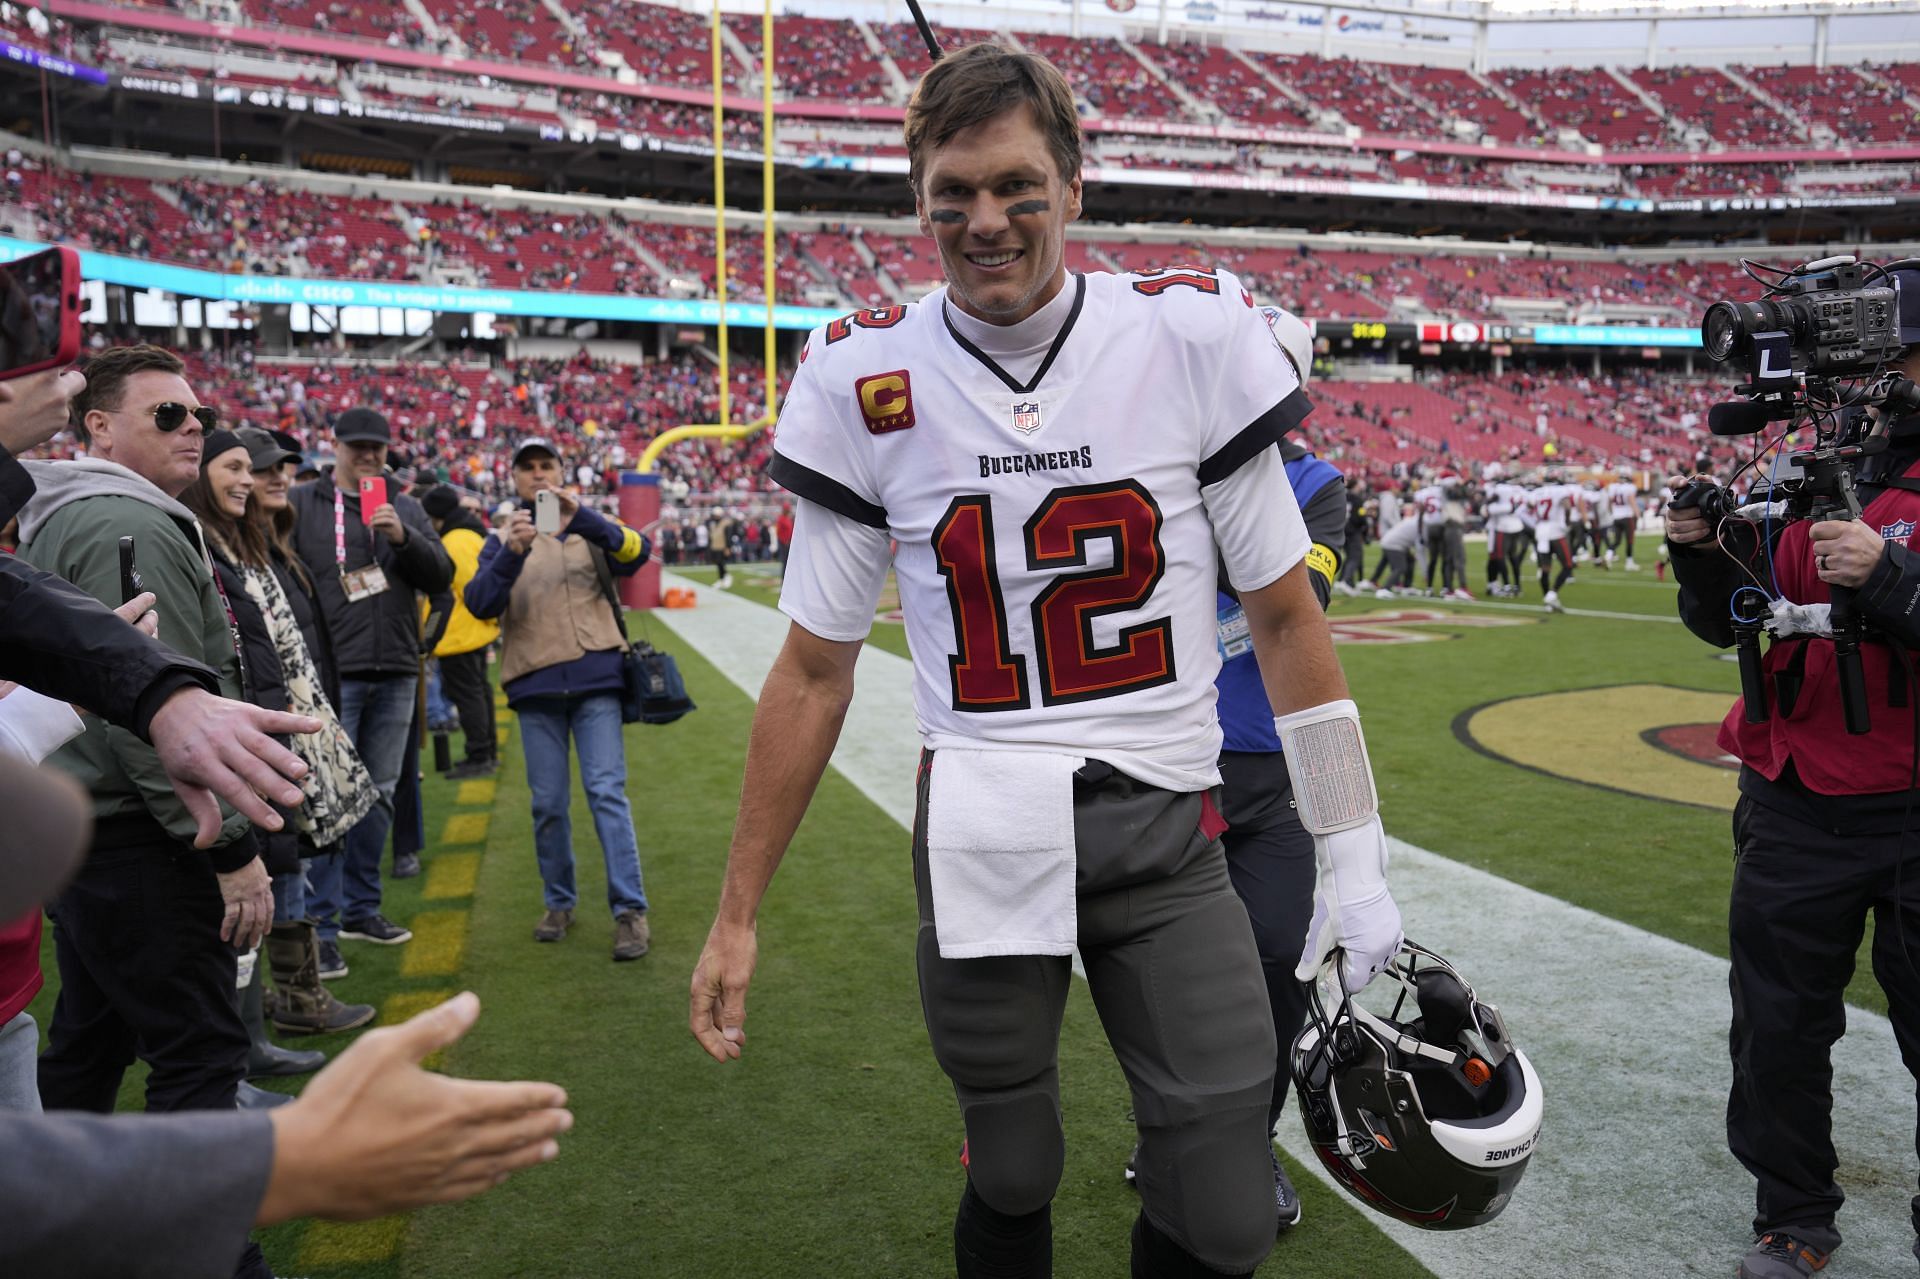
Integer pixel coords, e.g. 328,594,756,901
913,754,1280,1274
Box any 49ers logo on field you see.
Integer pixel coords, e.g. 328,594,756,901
1454,684,1738,812
855,370,915,435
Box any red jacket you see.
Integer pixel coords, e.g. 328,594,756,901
1720,459,1920,794
0,911,42,1025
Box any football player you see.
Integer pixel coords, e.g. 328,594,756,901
688,44,1402,1279
1606,467,1640,570
1412,476,1449,597
1531,471,1578,612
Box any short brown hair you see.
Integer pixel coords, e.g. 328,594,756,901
70,344,184,446
904,42,1082,197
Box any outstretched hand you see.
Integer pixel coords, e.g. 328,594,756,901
147,687,321,848
258,993,573,1224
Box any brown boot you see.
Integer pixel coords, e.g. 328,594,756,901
613,910,650,962
268,920,377,1036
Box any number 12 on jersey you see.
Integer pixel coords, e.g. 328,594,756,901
932,480,1175,712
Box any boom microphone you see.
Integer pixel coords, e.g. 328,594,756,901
904,0,944,61
1709,399,1774,437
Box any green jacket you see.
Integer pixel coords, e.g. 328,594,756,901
18,458,256,867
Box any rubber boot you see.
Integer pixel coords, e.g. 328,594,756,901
239,948,326,1078
268,920,376,1036
237,1080,293,1110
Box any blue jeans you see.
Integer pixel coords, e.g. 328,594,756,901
271,859,309,924
518,692,647,919
425,659,457,728
0,1012,40,1113
308,674,415,939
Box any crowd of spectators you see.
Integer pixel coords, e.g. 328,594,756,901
1495,68,1666,149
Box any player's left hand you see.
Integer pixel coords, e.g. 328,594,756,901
1296,816,1404,994
1810,518,1887,590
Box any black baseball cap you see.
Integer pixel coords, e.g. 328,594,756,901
512,438,560,467
420,485,462,521
237,426,301,472
334,407,391,445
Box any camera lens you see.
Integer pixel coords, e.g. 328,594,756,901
1702,302,1745,363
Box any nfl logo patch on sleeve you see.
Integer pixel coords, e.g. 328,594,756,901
857,371,916,434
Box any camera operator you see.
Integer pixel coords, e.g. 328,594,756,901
1667,341,1920,1279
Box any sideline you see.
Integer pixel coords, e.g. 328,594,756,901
651,572,1919,1278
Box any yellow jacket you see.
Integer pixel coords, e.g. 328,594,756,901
428,522,501,657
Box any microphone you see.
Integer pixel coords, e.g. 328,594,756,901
1709,400,1774,436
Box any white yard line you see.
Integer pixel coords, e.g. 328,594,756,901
652,572,1918,1279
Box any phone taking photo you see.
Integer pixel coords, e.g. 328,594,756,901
118,535,143,604
534,489,560,536
359,476,387,525
0,246,83,384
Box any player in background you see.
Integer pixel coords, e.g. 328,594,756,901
1606,468,1641,570
1138,305,1336,1230
1567,478,1593,564
1440,477,1472,600
1531,474,1578,612
688,45,1402,1279
1413,476,1450,597
1484,478,1528,598
1372,510,1421,598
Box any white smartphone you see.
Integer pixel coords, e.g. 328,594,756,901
534,489,560,536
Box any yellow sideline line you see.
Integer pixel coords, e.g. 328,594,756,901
298,1215,410,1267
401,912,471,978
441,812,491,845
454,778,498,807
424,851,482,900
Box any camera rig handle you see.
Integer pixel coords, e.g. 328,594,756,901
1803,459,1873,734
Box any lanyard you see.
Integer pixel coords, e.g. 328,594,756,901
332,485,375,573
206,553,251,694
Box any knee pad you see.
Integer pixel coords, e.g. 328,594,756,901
962,1092,1063,1217
1135,1120,1276,1276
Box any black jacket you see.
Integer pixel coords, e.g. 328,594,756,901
287,472,452,678
0,447,218,740
208,543,302,877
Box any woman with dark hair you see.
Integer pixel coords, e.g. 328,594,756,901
181,432,376,1067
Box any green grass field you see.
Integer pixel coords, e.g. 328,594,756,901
25,539,1895,1277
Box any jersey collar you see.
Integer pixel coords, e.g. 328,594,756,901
941,273,1086,396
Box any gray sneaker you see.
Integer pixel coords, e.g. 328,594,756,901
533,909,574,943
1739,1233,1831,1278
613,910,650,961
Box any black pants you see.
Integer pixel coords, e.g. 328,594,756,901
1341,532,1366,586
1728,792,1920,1253
38,841,250,1113
440,648,496,764
1218,751,1315,1131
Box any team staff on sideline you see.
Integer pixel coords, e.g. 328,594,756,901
465,440,653,962
690,44,1401,1278
1668,341,1920,1279
1172,310,1344,1229
288,407,452,958
421,484,501,779
15,345,284,1279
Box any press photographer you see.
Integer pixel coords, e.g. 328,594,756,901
1666,255,1920,1279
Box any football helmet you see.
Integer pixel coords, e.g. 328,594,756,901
1290,940,1543,1231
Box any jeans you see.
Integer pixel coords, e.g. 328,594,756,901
271,859,309,925
425,659,457,728
518,692,647,918
308,674,416,938
0,1011,39,1113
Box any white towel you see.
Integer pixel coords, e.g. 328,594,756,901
926,748,1083,960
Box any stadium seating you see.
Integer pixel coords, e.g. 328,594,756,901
1494,67,1665,149
595,2,744,90
725,13,892,103
1629,67,1800,147
1021,33,1186,120
1740,63,1920,144
1393,67,1533,143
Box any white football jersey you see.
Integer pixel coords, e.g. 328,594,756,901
1487,483,1528,534
1527,484,1580,538
1412,485,1446,529
770,269,1312,792
1607,480,1638,522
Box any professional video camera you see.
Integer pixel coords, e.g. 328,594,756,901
1676,255,1920,736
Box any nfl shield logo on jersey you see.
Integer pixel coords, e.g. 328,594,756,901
1011,401,1043,436
1882,518,1916,546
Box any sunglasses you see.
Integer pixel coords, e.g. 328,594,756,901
148,402,219,433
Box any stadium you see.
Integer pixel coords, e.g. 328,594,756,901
6,0,1920,1274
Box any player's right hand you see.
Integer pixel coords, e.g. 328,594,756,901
1664,475,1716,546
690,920,756,1063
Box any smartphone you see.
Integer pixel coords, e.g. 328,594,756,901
118,535,143,603
535,489,560,536
359,476,387,524
0,246,83,383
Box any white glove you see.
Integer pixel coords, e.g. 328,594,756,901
1274,699,1404,993
1294,814,1404,993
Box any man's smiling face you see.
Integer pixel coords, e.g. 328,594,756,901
916,103,1083,327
